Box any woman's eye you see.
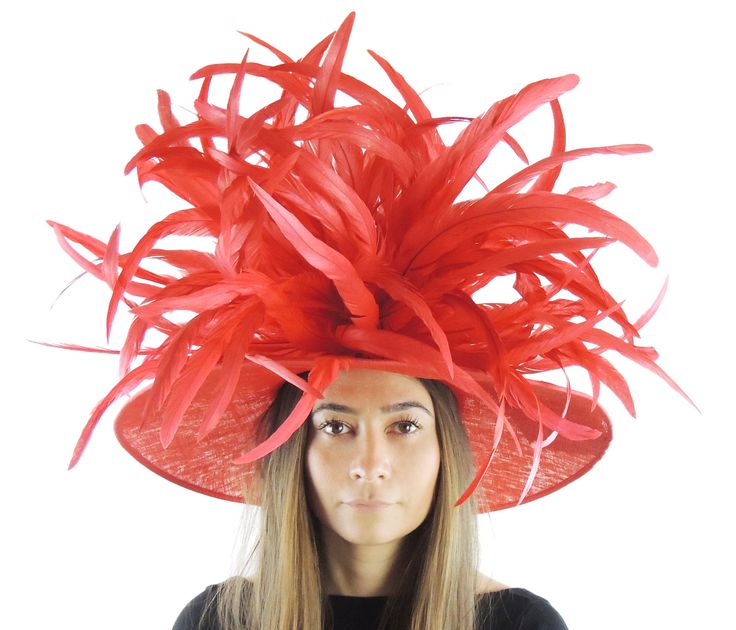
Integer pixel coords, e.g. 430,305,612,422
394,419,421,434
321,420,350,436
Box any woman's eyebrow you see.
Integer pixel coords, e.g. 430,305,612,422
312,402,355,415
311,401,433,416
381,401,433,416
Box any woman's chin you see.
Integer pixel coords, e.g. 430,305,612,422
322,520,411,548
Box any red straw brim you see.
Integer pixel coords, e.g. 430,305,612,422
114,361,611,512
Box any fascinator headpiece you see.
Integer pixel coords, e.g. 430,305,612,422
51,13,685,512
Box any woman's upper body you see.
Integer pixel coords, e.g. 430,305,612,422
172,575,569,630
174,370,570,630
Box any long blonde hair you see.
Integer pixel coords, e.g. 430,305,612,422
214,377,480,630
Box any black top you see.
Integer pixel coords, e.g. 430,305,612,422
173,584,568,629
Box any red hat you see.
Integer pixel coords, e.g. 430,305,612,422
51,13,685,512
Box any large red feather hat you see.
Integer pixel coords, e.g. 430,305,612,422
51,13,685,512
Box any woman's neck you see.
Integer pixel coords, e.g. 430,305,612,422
319,526,407,597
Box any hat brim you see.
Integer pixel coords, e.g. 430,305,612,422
115,360,611,512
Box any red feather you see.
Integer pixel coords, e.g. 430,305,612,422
365,267,454,378
197,302,264,438
311,12,355,116
249,178,379,329
68,362,158,469
493,144,651,195
233,356,346,463
238,31,294,64
159,337,227,448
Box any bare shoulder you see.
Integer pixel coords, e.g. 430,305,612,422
476,572,509,593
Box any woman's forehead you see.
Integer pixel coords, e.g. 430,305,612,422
314,369,433,414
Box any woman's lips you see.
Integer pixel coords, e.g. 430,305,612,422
344,500,394,511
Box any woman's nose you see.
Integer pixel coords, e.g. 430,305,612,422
349,431,391,482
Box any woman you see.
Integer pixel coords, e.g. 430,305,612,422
172,369,568,629
49,12,681,630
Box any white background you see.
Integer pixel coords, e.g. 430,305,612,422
3,1,733,628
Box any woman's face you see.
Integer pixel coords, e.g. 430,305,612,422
305,369,441,547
